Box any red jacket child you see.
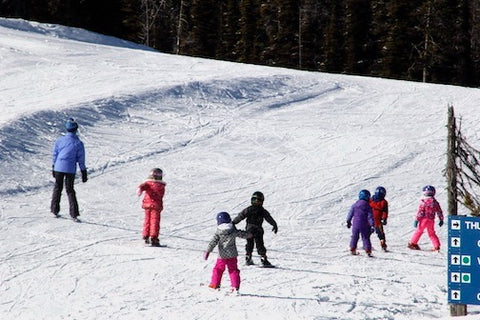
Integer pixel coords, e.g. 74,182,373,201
369,186,389,251
137,168,166,247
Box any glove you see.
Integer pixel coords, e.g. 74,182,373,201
81,170,88,183
413,220,418,228
382,219,387,226
347,221,351,229
272,225,278,234
439,220,444,227
52,165,55,178
203,251,210,260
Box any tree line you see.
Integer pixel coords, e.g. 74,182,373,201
2,0,480,87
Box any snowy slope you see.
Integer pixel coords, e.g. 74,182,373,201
1,17,480,320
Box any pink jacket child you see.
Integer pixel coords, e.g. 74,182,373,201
137,168,166,247
408,185,444,251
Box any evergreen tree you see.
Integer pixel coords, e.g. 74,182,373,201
238,0,260,63
428,0,473,85
344,0,373,75
323,0,346,73
299,0,325,70
369,0,390,77
216,0,241,61
274,0,299,68
469,0,480,85
187,0,219,57
383,0,424,80
257,0,278,65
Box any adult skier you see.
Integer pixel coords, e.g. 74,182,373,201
50,118,87,222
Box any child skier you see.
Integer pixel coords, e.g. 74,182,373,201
137,168,166,247
232,191,278,267
369,186,389,251
204,212,252,294
408,185,444,251
346,189,375,256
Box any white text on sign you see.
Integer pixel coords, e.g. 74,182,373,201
465,221,480,230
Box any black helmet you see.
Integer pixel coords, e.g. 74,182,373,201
374,186,386,200
251,191,264,205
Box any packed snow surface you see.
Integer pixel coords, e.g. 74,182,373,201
1,18,480,319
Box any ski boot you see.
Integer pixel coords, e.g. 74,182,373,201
380,240,387,251
408,243,420,250
366,250,373,257
260,255,273,267
151,237,160,247
350,248,359,255
245,254,254,265
143,236,150,245
208,283,220,290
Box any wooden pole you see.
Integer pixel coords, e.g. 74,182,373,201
447,106,468,316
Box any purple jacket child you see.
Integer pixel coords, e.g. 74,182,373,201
346,189,374,256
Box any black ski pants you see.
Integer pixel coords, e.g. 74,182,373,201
245,224,267,257
51,172,79,218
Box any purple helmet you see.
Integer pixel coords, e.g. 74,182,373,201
216,211,231,225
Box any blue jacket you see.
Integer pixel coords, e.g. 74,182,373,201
52,132,86,174
346,199,374,229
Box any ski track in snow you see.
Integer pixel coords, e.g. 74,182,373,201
1,18,480,319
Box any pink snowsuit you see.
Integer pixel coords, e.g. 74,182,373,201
137,179,166,239
410,196,444,249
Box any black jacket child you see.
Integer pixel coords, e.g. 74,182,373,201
232,191,278,266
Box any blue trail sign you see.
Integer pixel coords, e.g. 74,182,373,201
448,215,480,305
